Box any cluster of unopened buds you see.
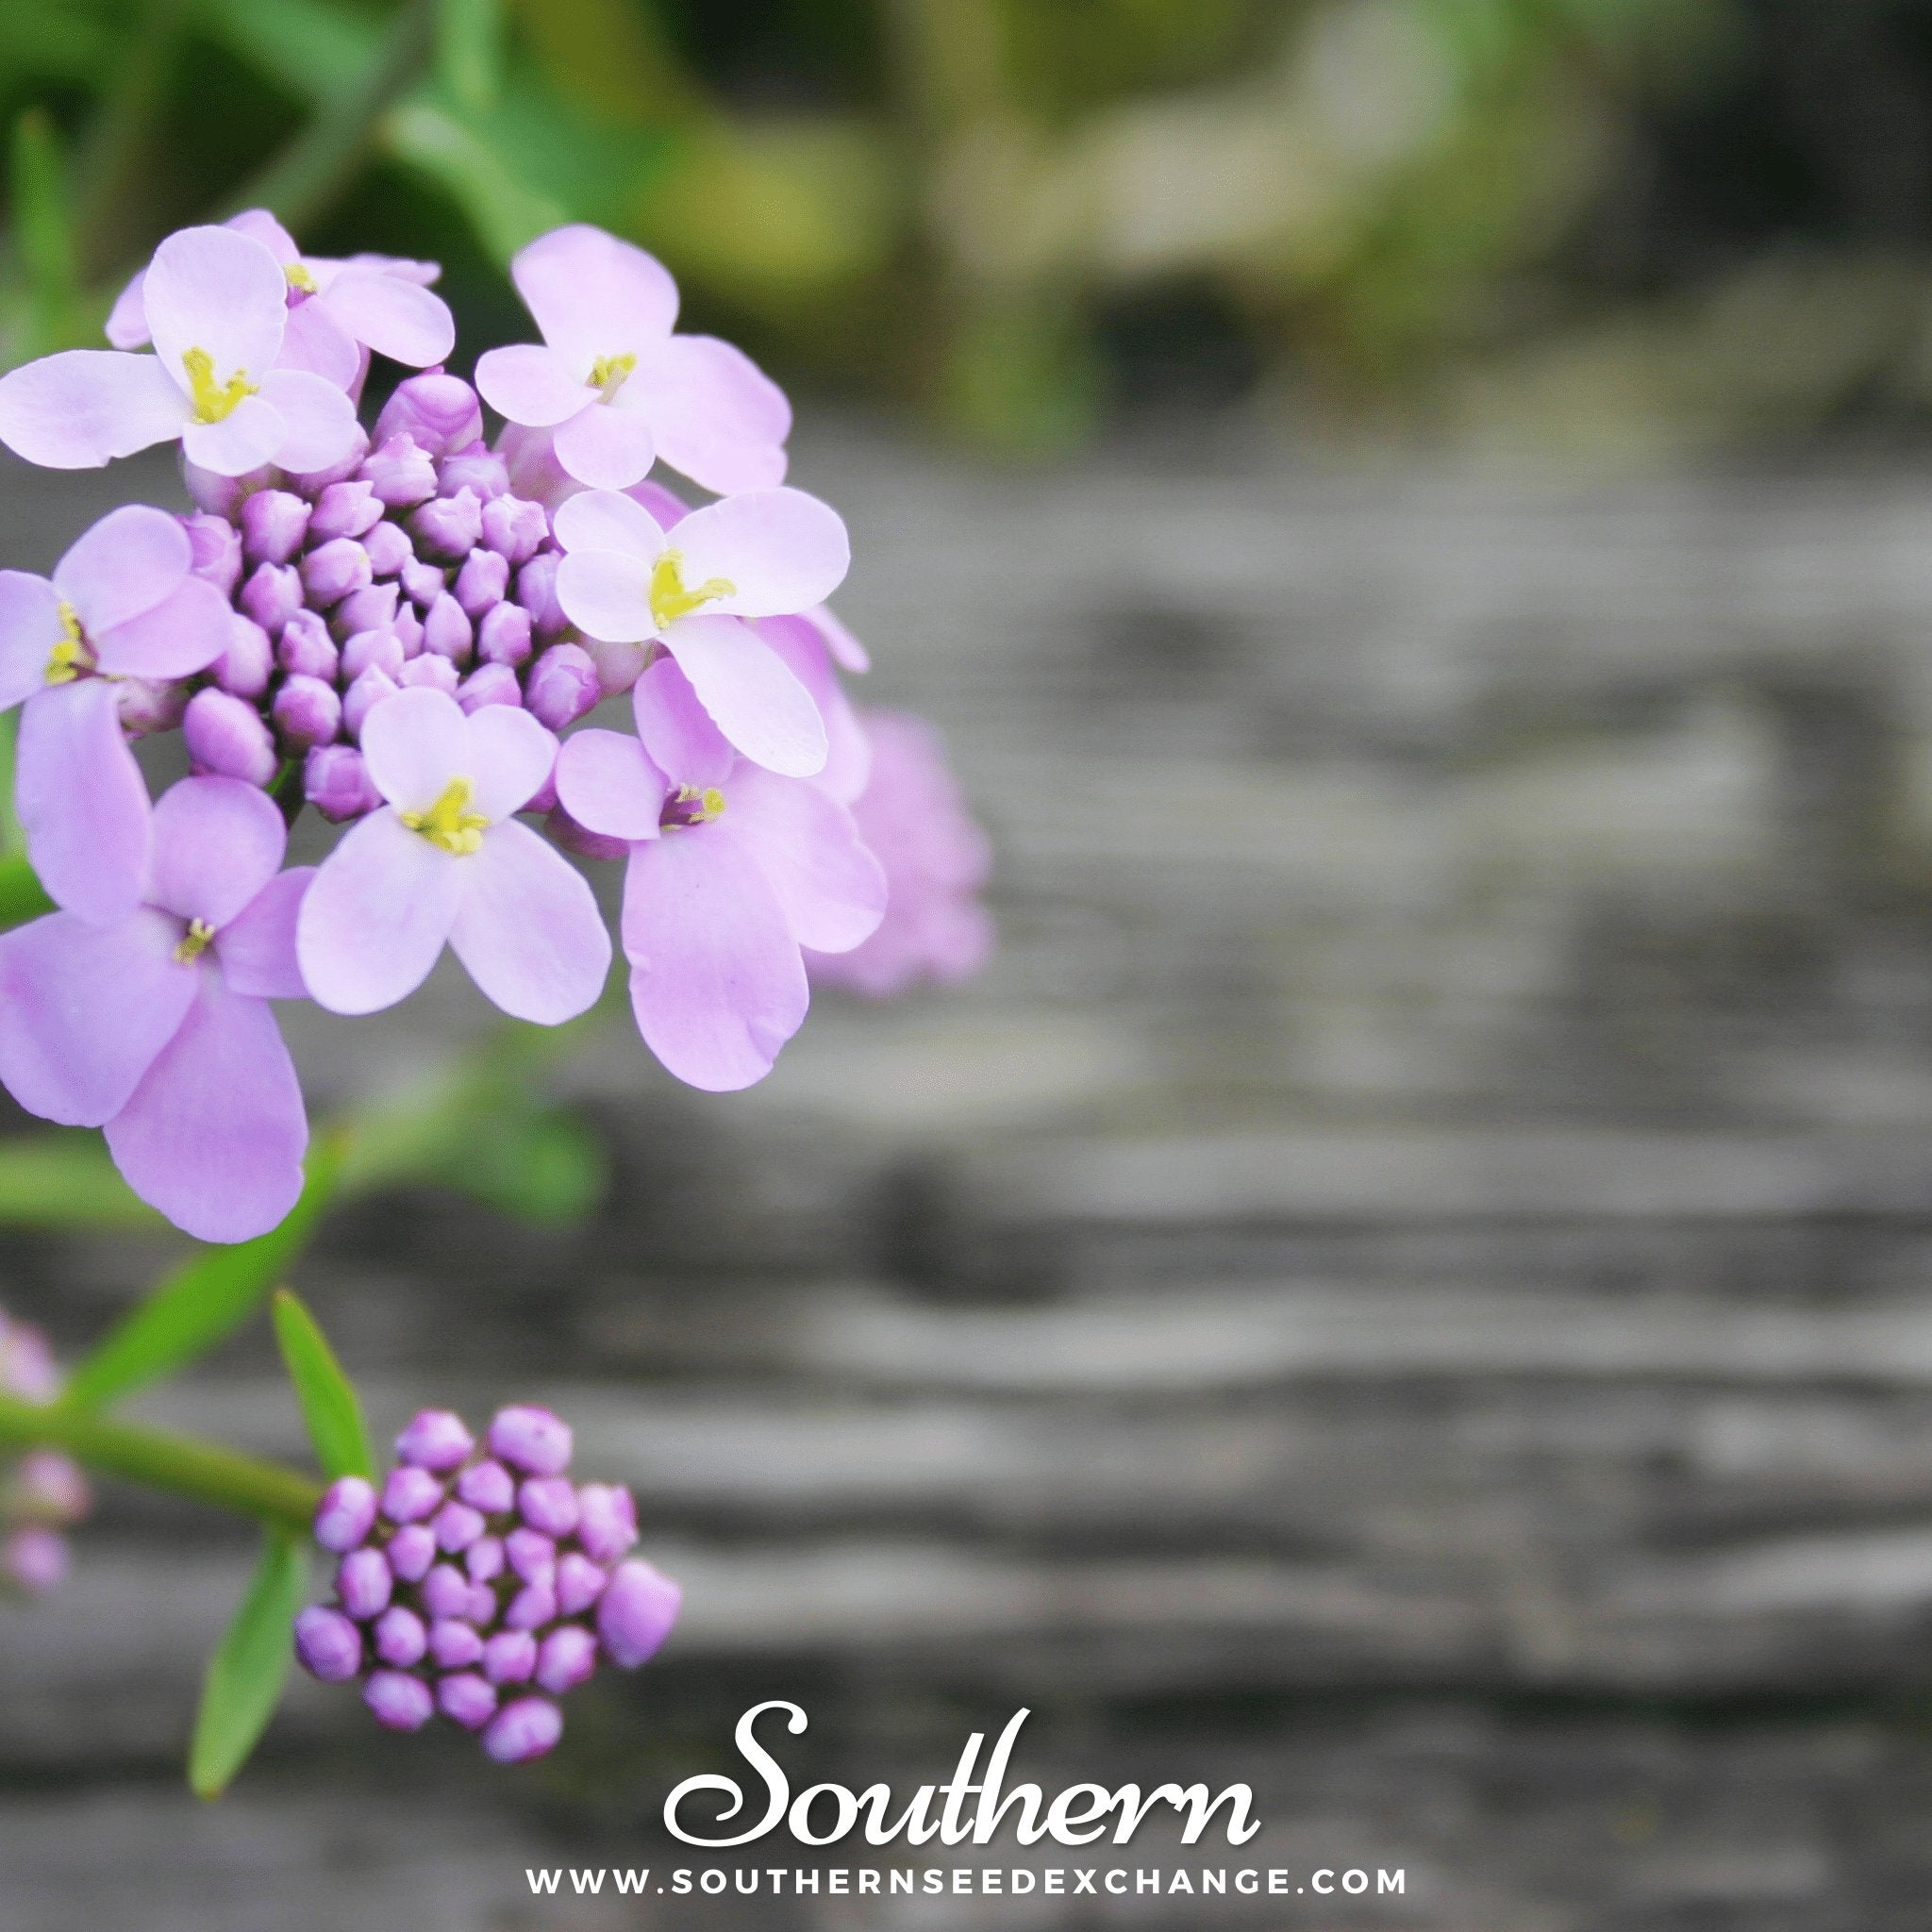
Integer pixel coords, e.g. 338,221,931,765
0,216,991,1245
295,1404,678,1764
0,1309,90,1595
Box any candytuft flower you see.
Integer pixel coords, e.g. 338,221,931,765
1,1311,91,1596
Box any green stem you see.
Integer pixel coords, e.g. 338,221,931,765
0,1395,320,1536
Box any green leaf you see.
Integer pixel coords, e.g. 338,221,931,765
0,1131,158,1229
197,0,376,106
66,1133,348,1410
9,108,86,358
0,856,54,929
380,95,566,261
189,1530,308,1799
436,0,504,113
271,1289,373,1481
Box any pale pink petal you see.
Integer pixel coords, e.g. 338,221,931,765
16,680,149,925
627,477,691,528
555,548,654,643
552,489,665,558
629,333,791,493
475,345,591,428
225,208,300,263
552,399,656,490
462,703,558,820
0,573,61,710
448,820,609,1024
257,368,360,473
622,832,807,1091
54,504,190,634
509,225,677,374
729,768,886,954
90,575,232,682
632,656,733,791
217,867,314,1000
360,685,469,812
146,776,288,928
329,249,440,287
0,350,188,467
179,393,285,475
556,728,666,840
806,602,870,673
105,269,151,349
660,613,826,777
296,808,461,1015
671,489,848,617
143,225,286,393
105,972,307,1242
0,908,192,1125
276,298,363,389
754,613,870,802
321,269,455,366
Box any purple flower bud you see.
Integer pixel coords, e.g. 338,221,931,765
421,1563,473,1622
545,804,629,863
483,1695,562,1764
182,512,243,593
497,422,573,505
481,494,548,567
575,1484,639,1565
392,601,425,657
184,460,271,517
242,490,311,566
398,654,458,696
466,1535,505,1584
313,1476,379,1553
555,1551,608,1618
466,1582,499,1625
115,677,188,738
341,628,405,684
305,744,382,822
517,1476,578,1539
409,489,483,562
360,431,439,508
489,1406,574,1476
400,558,446,610
15,1451,88,1522
433,1500,486,1553
301,538,373,608
342,665,399,740
273,675,342,752
631,477,691,528
454,547,508,619
584,636,648,697
396,1408,474,1471
381,1464,444,1524
308,478,383,543
1,1322,58,1401
333,581,401,641
361,519,412,579
526,644,600,731
457,1460,515,1513
458,663,524,715
387,1523,437,1584
375,370,483,457
505,1581,557,1631
439,1672,498,1731
481,1629,537,1686
515,553,568,639
277,608,339,680
596,1558,682,1668
475,600,533,669
240,561,302,636
184,688,277,787
373,1604,428,1668
294,1605,362,1682
439,442,508,501
212,615,274,698
286,426,370,493
525,770,559,816
364,1670,434,1732
3,1525,67,1593
422,592,474,664
337,1546,393,1621
535,1624,598,1696
429,1619,485,1671
506,1527,555,1583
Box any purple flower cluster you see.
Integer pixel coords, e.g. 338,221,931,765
295,1404,679,1764
0,216,992,1244
0,1310,90,1595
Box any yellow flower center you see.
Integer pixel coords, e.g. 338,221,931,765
648,550,735,630
401,776,491,856
43,600,88,685
181,346,259,425
663,784,726,829
174,918,216,964
284,262,317,293
589,352,637,400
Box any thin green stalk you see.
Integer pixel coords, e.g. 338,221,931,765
72,0,192,283
0,1394,320,1535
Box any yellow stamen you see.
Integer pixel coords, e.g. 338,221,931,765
649,550,735,630
672,784,726,825
174,918,216,964
43,601,87,685
589,352,637,400
181,346,258,425
284,262,318,293
400,776,491,857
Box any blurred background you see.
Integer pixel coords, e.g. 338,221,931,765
11,3,1932,1928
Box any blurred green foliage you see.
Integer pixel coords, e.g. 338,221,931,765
0,0,1890,452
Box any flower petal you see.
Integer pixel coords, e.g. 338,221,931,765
660,613,826,777
105,971,307,1242
143,225,286,394
0,350,188,467
671,489,849,617
622,831,807,1091
225,208,300,263
296,807,461,1015
631,655,733,791
180,393,285,476
448,819,610,1024
105,269,151,349
53,504,191,635
321,268,455,366
475,345,591,428
807,602,871,673
552,488,665,559
217,867,314,1000
360,685,469,812
0,908,193,1125
753,613,870,801
16,679,149,925
462,703,558,820
509,225,677,374
146,775,288,928
630,333,791,493
90,575,232,682
555,548,655,643
257,368,361,474
552,398,657,491
276,297,363,390
0,573,61,711
556,727,666,840
729,767,886,954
